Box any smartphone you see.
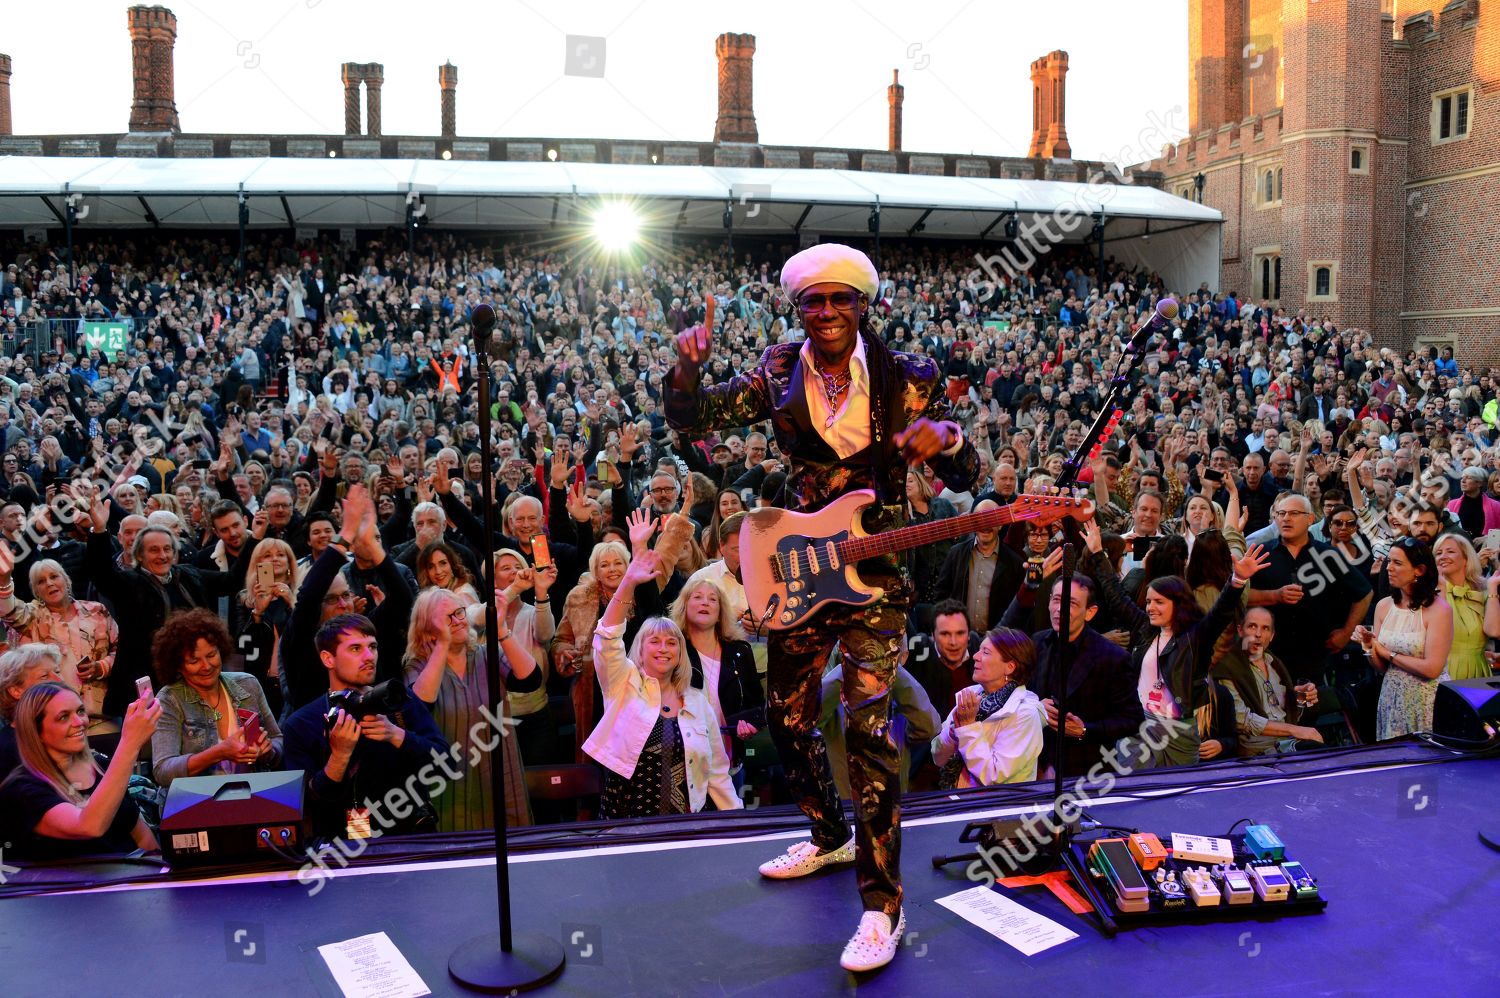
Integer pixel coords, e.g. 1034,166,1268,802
237,708,262,747
1201,467,1224,484
136,675,154,700
1132,535,1161,560
531,535,553,570
574,463,586,489
1484,530,1500,554
256,560,277,593
190,458,213,471
596,458,613,481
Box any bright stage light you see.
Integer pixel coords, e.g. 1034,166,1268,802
592,201,641,250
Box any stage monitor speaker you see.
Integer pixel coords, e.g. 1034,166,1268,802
160,770,307,868
1432,678,1500,741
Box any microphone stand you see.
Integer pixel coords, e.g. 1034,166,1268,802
1036,302,1170,937
449,304,566,992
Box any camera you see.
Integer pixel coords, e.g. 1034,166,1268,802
325,680,404,727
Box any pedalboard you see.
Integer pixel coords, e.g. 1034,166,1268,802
1078,825,1325,925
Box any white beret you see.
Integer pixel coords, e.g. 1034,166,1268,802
780,243,878,301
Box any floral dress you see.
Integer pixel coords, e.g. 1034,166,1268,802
1375,606,1448,740
0,598,119,733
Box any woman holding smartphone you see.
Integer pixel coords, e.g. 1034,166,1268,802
0,682,160,860
149,609,282,788
1355,538,1454,740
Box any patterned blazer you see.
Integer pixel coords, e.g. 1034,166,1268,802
664,336,980,559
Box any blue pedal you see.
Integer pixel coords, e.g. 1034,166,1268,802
1244,824,1285,863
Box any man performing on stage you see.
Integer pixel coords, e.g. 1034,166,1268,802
665,244,979,971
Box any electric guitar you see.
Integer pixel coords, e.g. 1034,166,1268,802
738,489,1094,631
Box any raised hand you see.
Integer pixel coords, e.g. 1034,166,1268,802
1232,543,1271,582
549,448,571,490
626,506,658,550
621,549,662,591
567,481,592,523
431,461,452,496
619,422,641,462
1079,517,1103,555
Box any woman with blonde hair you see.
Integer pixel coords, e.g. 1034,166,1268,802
669,572,764,780
0,682,160,859
404,586,543,830
586,550,740,817
1433,533,1488,681
0,546,119,737
234,538,297,719
554,538,664,763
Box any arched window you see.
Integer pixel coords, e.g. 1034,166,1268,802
1275,167,1283,201
1274,257,1282,299
1264,170,1275,202
1261,258,1272,299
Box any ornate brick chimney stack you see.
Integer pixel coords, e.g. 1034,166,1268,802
713,33,758,144
127,6,180,132
363,62,383,136
0,55,11,136
1027,50,1071,158
341,62,363,135
439,62,458,137
887,69,904,152
1029,58,1046,156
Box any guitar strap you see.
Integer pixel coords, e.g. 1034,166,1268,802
861,327,896,508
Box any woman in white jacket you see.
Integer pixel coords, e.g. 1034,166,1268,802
931,627,1046,788
585,549,741,818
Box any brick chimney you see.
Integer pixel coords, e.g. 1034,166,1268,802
0,55,11,136
127,5,180,132
887,69,904,152
1028,50,1071,158
439,62,458,137
1188,0,1244,134
363,62,383,136
714,33,758,144
341,62,363,135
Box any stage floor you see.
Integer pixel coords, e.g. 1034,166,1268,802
3,751,1496,997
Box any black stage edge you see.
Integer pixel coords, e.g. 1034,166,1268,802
2,744,1496,996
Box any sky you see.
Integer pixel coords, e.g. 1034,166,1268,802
6,0,1189,167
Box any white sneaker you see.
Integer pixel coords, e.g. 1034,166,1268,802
757,837,856,879
840,909,906,972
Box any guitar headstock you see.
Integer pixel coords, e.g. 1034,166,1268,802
1011,488,1095,524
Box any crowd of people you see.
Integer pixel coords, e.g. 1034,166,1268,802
0,226,1497,865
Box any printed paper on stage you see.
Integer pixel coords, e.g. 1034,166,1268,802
317,931,432,998
935,884,1079,956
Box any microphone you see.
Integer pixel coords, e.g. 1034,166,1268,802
471,303,496,341
1127,297,1179,352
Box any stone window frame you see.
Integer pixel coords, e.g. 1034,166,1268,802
1307,260,1339,303
1349,142,1371,175
1252,245,1283,303
1431,85,1474,145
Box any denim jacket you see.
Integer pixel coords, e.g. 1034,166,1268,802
151,672,283,787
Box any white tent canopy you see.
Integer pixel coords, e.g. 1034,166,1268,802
0,157,1223,290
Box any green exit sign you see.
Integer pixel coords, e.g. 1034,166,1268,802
79,322,130,360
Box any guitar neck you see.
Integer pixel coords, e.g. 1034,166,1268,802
838,504,1037,562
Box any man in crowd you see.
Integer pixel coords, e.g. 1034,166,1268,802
282,614,448,840
1002,569,1142,778
905,600,982,721
1249,492,1372,685
1211,607,1324,756
934,499,1023,632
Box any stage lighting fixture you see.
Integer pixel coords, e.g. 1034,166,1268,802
592,201,641,250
